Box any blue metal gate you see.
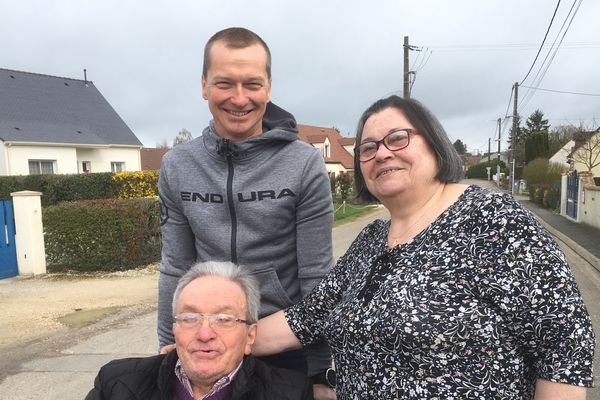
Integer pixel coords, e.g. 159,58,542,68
0,200,18,279
566,170,579,219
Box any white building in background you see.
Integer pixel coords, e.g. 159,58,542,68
297,124,354,177
0,68,142,176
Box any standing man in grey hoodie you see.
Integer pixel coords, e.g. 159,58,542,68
158,27,336,399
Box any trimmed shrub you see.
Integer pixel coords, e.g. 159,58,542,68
534,186,544,204
0,175,22,200
522,158,566,208
543,181,561,211
113,171,160,199
522,158,565,186
329,174,337,194
0,173,115,206
0,171,164,205
43,198,161,272
337,172,354,201
466,159,508,179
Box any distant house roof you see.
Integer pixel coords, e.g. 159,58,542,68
338,137,355,146
140,147,170,170
0,68,142,146
297,124,355,169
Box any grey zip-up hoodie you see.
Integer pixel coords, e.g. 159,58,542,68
157,102,333,373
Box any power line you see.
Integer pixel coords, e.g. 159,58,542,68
417,41,599,51
409,71,417,92
406,43,433,95
520,85,600,97
503,85,515,119
411,48,432,73
518,0,583,112
411,48,425,71
519,0,575,109
525,0,580,88
519,0,562,85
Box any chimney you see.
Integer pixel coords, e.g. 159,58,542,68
84,69,88,85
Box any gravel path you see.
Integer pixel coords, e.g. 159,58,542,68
0,264,159,349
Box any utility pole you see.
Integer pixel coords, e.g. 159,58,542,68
403,36,410,99
497,118,502,187
511,82,519,194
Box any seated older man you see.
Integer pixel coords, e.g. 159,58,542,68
86,261,312,399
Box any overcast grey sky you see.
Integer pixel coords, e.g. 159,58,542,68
2,0,599,154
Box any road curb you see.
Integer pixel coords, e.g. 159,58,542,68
528,212,600,273
463,180,600,274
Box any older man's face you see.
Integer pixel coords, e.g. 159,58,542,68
174,276,256,392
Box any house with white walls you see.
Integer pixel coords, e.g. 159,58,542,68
0,68,142,176
297,124,354,177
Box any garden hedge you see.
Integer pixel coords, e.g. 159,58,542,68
43,198,161,272
0,170,159,206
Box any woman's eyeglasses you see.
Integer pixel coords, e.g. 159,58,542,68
356,128,413,162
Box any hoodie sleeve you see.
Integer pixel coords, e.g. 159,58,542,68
295,148,335,376
295,148,334,296
157,153,197,347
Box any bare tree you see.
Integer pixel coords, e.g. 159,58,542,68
570,130,600,173
173,128,193,147
156,138,170,149
548,125,577,157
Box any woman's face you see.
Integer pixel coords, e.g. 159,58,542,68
359,107,439,201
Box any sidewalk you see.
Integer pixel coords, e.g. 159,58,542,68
516,195,600,271
466,179,600,272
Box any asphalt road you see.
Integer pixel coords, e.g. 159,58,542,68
559,241,600,399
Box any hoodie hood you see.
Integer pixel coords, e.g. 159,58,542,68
262,101,297,132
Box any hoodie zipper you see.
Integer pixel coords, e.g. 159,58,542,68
221,139,238,264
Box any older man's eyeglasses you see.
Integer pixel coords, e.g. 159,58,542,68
173,312,252,330
356,128,413,162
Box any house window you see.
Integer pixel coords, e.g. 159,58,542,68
111,162,125,173
28,160,55,175
81,161,91,173
324,143,330,158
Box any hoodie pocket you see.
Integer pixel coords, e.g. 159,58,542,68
251,267,294,317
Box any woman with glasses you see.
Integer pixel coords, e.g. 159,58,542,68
254,95,594,399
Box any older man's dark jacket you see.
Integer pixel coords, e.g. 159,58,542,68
85,351,312,400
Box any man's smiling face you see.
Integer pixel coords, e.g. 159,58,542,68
202,41,271,141
174,276,256,395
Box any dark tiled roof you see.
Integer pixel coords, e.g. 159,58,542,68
0,68,142,146
140,147,170,170
298,124,355,169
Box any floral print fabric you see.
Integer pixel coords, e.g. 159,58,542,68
285,185,594,399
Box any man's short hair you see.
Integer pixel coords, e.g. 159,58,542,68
203,27,271,79
172,261,260,323
353,95,464,202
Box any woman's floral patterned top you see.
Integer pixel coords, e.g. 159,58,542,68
285,185,595,399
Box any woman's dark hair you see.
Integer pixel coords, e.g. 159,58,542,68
354,95,464,202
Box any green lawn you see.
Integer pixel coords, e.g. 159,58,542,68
333,202,380,226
